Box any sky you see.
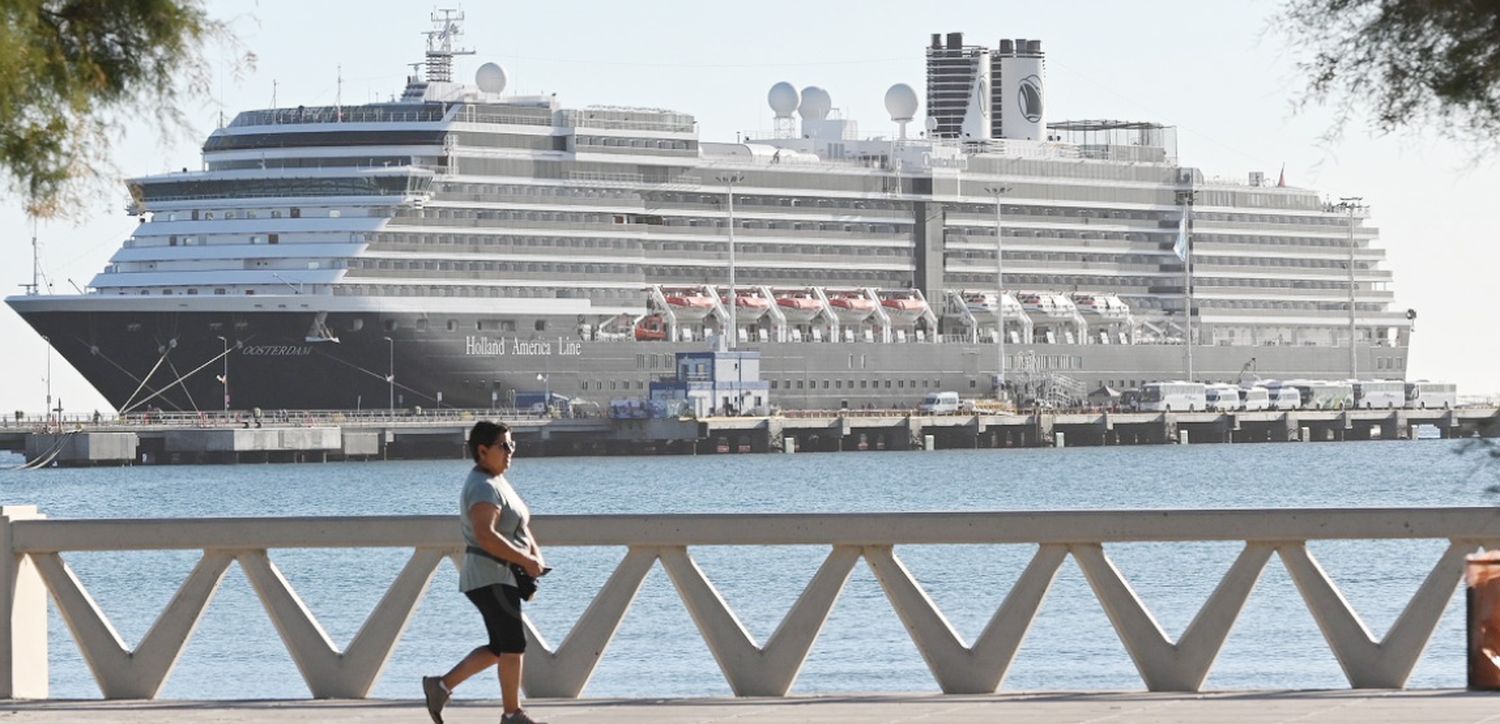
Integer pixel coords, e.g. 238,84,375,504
2,0,1497,414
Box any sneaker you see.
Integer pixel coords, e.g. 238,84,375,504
421,675,449,724
501,709,546,724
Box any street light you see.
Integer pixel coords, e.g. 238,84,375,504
382,336,394,411
215,335,230,412
41,335,50,427
1335,197,1366,380
984,185,1012,399
716,173,745,350
536,372,550,415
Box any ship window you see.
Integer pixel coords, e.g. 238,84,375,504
534,320,546,332
580,382,589,390
447,320,457,331
796,380,804,389
269,234,279,244
835,380,842,389
215,288,226,295
290,207,301,218
169,236,178,246
822,380,830,389
416,319,428,332
187,289,198,295
162,289,172,295
384,319,397,331
272,210,282,218
770,381,778,389
191,210,199,220
245,289,255,295
329,210,341,218
204,212,214,220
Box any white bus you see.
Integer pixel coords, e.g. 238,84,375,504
1406,381,1458,409
1136,382,1208,412
1353,380,1405,409
1289,380,1354,410
1206,384,1243,412
1239,385,1271,411
1268,386,1301,410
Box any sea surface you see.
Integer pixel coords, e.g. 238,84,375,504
1,439,1496,700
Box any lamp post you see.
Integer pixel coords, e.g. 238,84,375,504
985,185,1012,399
215,335,230,412
536,372,550,415
383,336,394,411
1336,197,1365,380
716,173,745,350
1174,189,1197,381
42,335,50,427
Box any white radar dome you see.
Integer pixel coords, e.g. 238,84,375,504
884,83,918,122
767,81,799,117
475,62,508,94
798,86,831,120
924,116,938,133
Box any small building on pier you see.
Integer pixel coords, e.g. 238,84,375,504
650,350,769,417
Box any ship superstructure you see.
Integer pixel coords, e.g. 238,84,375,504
5,17,1413,413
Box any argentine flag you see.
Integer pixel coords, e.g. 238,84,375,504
1173,212,1189,261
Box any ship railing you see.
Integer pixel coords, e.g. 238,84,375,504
0,506,1491,699
229,106,450,127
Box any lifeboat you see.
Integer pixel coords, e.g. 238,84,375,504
963,291,998,314
827,291,876,323
880,291,929,322
663,289,715,320
774,289,825,322
719,289,771,317
634,314,667,342
1018,292,1066,319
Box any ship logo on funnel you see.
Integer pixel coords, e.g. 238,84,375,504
1018,75,1043,122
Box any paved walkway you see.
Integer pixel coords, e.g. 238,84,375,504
5,690,1500,723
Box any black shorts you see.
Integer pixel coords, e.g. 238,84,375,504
464,583,526,655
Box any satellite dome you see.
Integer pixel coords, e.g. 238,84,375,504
924,116,938,132
475,62,508,94
884,83,918,122
767,81,799,117
798,86,831,120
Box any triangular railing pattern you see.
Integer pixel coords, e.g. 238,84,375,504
13,520,1483,699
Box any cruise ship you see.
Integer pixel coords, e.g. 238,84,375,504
5,16,1414,413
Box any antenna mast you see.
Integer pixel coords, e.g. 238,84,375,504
25,218,39,296
424,9,474,83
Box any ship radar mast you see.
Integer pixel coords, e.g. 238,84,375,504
423,8,474,83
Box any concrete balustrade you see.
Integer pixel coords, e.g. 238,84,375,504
3,506,1499,700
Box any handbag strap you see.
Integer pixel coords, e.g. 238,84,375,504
465,545,514,568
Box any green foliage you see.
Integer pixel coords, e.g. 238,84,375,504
0,0,238,217
1280,0,1500,143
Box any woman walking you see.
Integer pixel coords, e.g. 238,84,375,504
424,421,547,724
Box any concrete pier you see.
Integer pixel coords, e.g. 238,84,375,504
2,407,1497,466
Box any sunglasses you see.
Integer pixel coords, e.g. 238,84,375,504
494,440,517,455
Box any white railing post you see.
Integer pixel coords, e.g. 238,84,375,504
0,505,47,699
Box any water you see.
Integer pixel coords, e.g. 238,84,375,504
1,440,1495,700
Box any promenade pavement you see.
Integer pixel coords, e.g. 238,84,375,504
6,690,1500,723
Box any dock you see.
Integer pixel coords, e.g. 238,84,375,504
1,407,1497,466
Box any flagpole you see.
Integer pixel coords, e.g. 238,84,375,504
1175,189,1196,381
